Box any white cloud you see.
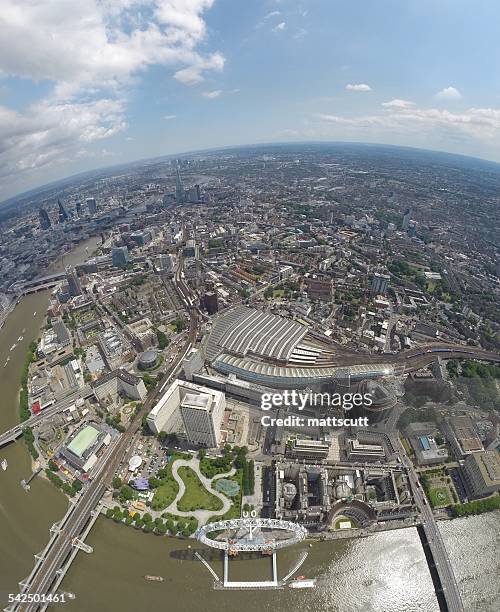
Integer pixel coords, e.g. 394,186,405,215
163,114,177,120
382,99,415,109
174,52,225,84
0,98,127,191
272,22,286,32
0,0,222,197
346,83,372,92
294,28,308,41
436,86,462,100
316,105,500,141
264,11,281,19
202,90,223,99
202,88,239,99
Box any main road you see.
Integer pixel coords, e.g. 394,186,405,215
12,258,199,612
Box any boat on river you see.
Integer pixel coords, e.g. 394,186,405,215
1,459,8,471
288,577,316,589
144,575,164,582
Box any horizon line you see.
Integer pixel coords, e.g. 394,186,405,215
2,139,500,208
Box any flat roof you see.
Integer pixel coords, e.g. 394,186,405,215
67,425,100,458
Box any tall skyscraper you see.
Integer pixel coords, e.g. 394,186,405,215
57,199,69,223
402,208,411,230
39,208,51,230
86,197,97,215
75,201,82,217
175,163,185,203
179,386,225,448
371,273,390,296
66,266,82,296
112,246,129,268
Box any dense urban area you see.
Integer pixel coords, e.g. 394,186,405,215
0,144,499,611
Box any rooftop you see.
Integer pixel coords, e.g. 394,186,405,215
66,425,100,458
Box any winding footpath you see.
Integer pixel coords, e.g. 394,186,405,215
166,457,236,523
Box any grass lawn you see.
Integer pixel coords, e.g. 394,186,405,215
273,289,285,298
428,487,451,508
151,479,178,511
177,466,223,512
151,462,179,511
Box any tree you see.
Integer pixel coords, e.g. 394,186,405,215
112,476,122,489
134,516,144,528
156,329,169,350
157,467,169,479
119,484,134,501
48,460,59,472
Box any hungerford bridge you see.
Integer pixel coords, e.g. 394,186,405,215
194,517,310,589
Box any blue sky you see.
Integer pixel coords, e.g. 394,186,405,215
1,0,500,200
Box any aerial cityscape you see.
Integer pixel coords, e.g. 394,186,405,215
0,2,499,612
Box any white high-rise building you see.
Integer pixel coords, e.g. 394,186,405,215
147,379,225,448
180,388,225,448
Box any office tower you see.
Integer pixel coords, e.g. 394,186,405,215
86,197,97,215
179,387,225,448
112,246,129,268
75,201,82,216
39,208,51,230
58,199,69,223
187,185,201,203
175,163,185,203
202,291,218,315
371,272,390,296
66,266,82,296
158,254,174,272
402,208,411,230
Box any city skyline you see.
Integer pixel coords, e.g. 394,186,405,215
2,0,500,200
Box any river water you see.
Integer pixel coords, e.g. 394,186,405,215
0,239,498,612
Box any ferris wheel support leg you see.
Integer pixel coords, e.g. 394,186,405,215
272,551,278,585
223,550,229,587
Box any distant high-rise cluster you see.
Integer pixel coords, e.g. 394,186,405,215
174,161,201,204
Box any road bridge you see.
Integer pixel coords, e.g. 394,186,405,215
393,435,464,612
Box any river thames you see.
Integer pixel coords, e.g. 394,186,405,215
0,239,498,611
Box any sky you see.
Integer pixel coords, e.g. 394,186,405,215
1,0,500,201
